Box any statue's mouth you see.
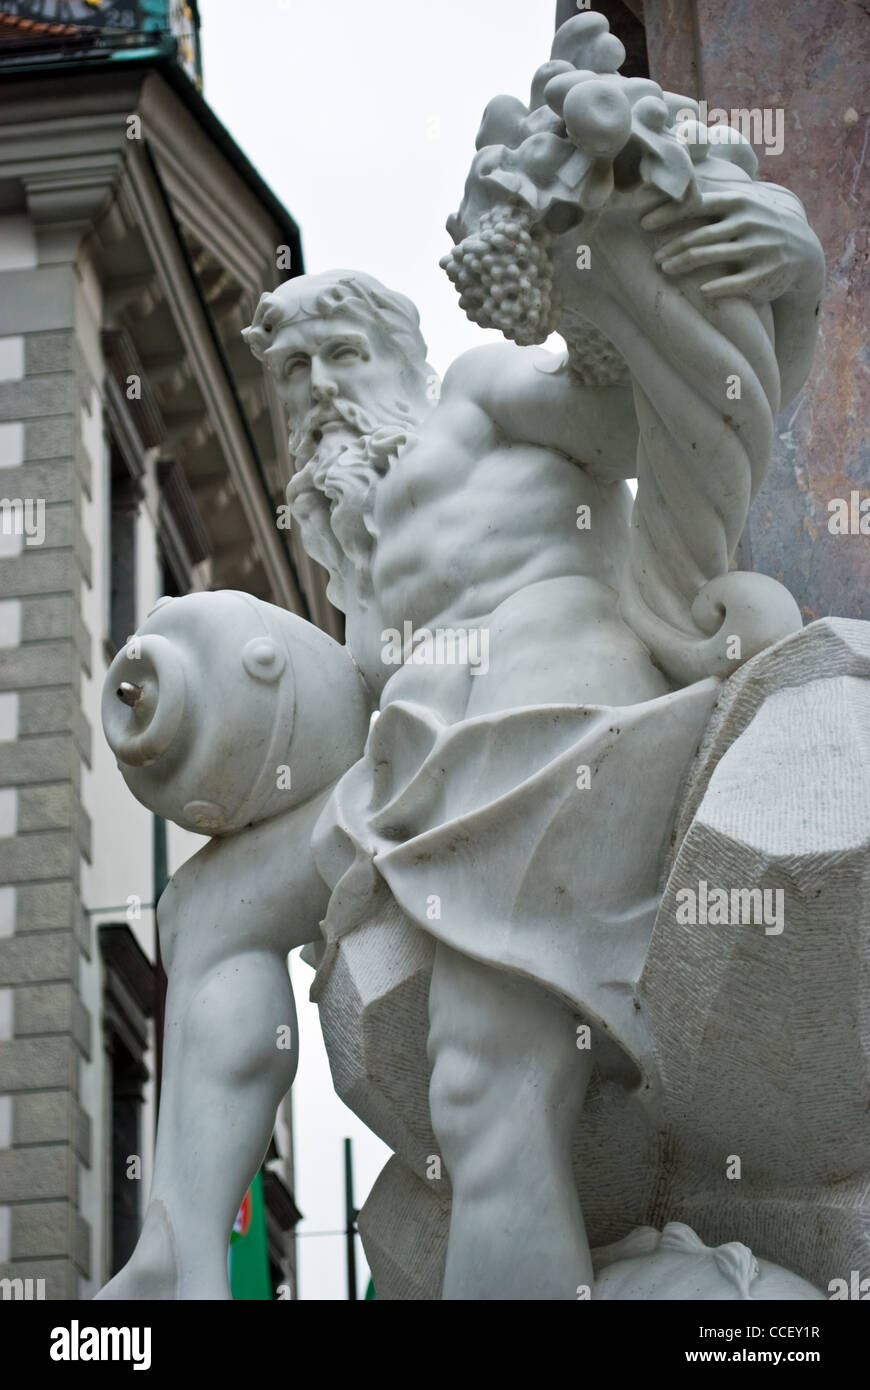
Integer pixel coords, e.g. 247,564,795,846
297,411,358,460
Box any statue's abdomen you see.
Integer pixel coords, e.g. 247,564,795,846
372,439,630,630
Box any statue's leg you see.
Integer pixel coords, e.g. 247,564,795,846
97,938,298,1300
428,940,593,1300
93,797,331,1301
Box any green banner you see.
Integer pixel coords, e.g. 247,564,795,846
229,1172,272,1300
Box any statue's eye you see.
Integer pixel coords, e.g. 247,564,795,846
283,356,307,378
331,344,359,362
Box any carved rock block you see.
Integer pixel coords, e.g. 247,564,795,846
638,617,870,1289
312,900,437,1177
357,1156,449,1302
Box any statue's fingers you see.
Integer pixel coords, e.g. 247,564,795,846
640,190,732,231
660,242,746,275
655,219,742,261
641,205,692,231
699,268,768,297
640,198,704,231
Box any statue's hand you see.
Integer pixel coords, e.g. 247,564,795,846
640,187,824,303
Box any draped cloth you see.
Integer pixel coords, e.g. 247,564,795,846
309,679,719,1086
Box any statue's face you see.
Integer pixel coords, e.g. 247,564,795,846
264,312,404,461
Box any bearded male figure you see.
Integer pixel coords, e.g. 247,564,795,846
238,163,822,1298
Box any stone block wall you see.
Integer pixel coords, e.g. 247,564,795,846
0,244,94,1299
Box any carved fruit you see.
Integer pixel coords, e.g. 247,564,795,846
543,69,598,117
529,58,574,110
563,80,632,159
519,131,570,185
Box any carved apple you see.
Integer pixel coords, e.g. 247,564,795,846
562,78,633,160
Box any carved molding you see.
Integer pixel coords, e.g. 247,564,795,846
102,328,165,450
121,139,301,611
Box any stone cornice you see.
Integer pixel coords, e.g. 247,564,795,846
139,72,284,298
121,138,300,611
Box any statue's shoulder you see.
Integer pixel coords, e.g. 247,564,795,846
440,341,556,410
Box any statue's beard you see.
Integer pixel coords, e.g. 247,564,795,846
286,393,422,611
288,394,379,471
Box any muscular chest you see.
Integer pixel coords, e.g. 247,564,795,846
373,406,492,531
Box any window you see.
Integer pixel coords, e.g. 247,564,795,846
98,924,155,1276
109,442,141,654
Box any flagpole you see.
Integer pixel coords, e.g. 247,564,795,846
344,1138,358,1300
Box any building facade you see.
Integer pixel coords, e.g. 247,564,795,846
0,5,332,1299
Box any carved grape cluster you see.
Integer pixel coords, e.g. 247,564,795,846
560,308,630,387
440,205,559,346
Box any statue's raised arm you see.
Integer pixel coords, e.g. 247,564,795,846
442,10,825,686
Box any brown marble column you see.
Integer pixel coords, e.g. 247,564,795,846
645,0,870,621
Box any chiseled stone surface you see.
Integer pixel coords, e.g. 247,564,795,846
671,617,870,852
638,618,870,1291
0,1037,77,1094
311,901,437,1177
357,1157,448,1304
12,880,78,931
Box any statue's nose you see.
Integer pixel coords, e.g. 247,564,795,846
310,356,338,401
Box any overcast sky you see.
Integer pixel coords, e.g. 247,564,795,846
199,0,559,376
197,0,560,1300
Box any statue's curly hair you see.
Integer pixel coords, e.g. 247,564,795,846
242,270,430,383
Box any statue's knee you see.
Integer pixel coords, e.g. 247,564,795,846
429,1045,471,1142
428,1041,502,1163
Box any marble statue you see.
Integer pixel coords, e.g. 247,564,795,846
97,12,868,1301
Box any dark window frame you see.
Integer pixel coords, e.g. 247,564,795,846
98,923,156,1277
